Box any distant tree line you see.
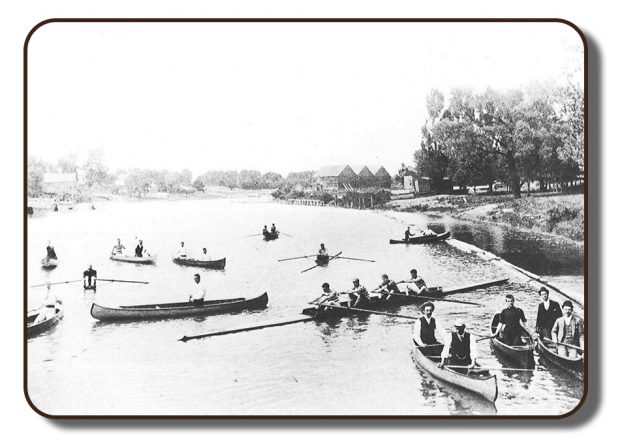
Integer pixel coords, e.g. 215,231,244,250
414,82,584,198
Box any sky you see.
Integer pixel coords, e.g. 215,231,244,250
27,21,584,177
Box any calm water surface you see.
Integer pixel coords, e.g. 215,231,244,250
27,197,584,416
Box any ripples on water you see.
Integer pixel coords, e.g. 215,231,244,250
27,198,584,416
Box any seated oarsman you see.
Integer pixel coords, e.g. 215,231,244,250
439,319,478,370
262,225,269,237
271,223,277,234
46,241,57,260
551,300,584,359
111,238,125,255
413,302,446,355
318,243,329,257
405,227,412,242
135,240,146,257
311,282,339,312
83,265,97,288
400,269,427,295
492,294,528,346
176,241,188,259
373,274,401,301
199,247,211,261
189,273,207,304
343,278,371,308
535,286,562,341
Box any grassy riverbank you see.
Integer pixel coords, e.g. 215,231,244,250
385,193,584,242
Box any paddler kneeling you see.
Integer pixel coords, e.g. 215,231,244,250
439,319,478,371
189,273,207,304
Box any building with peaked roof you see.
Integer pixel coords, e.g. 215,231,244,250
42,172,78,196
373,166,392,188
315,165,359,190
351,165,377,188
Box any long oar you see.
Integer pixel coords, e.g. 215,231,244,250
543,337,584,352
319,303,419,320
179,316,315,342
337,256,375,262
278,254,315,262
301,251,342,273
281,232,294,238
244,233,263,237
97,278,150,284
30,279,83,288
379,291,482,307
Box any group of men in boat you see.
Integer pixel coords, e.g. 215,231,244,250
176,241,211,261
404,226,436,242
110,238,151,258
262,224,278,237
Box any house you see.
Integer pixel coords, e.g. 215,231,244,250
373,166,392,188
404,174,432,194
42,172,78,197
315,165,359,190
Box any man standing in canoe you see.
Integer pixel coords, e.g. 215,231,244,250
271,223,277,234
83,265,97,289
551,300,584,358
492,294,529,346
413,302,446,350
189,273,207,303
400,269,427,295
342,278,371,308
111,238,125,255
405,226,412,242
535,287,562,341
177,241,188,259
439,319,478,370
373,274,401,300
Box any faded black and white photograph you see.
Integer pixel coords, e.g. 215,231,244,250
25,20,585,416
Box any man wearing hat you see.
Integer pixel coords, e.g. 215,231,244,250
551,300,584,358
535,287,562,341
413,301,446,352
439,319,478,370
342,278,370,308
189,273,207,303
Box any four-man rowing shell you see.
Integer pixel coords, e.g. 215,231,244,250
173,257,226,269
412,341,498,403
90,292,268,321
389,231,451,244
489,313,535,364
110,254,157,264
536,338,583,378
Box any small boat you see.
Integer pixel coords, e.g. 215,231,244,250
537,337,583,378
315,255,330,266
489,314,535,364
173,257,226,269
27,301,63,337
110,253,157,264
263,231,279,241
412,341,498,402
90,292,268,321
389,231,451,244
84,284,97,291
41,257,58,269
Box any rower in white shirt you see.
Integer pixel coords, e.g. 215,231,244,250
189,273,207,303
176,241,188,259
199,247,211,261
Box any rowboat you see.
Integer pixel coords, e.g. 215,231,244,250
263,231,280,241
173,257,226,269
41,257,58,269
27,301,63,337
536,337,583,378
389,231,451,244
315,255,330,266
84,284,97,291
412,341,498,402
489,313,535,364
110,253,157,264
90,292,268,321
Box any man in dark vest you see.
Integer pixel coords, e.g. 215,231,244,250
83,265,97,289
135,240,145,257
535,287,562,341
440,319,478,370
413,302,445,355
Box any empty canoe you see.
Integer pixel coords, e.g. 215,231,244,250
110,254,157,264
173,257,226,269
389,231,451,244
90,292,268,321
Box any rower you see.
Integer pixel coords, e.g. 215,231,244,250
439,319,478,370
373,274,401,300
405,226,411,242
413,302,446,352
401,269,427,295
111,238,125,256
535,287,562,341
311,282,339,311
271,223,277,234
189,273,207,303
135,240,146,257
45,241,57,260
492,294,528,346
318,243,329,257
551,300,584,358
177,241,188,259
262,225,269,237
83,265,97,289
342,278,370,308
199,247,211,261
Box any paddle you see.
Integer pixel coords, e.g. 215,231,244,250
278,254,315,262
374,290,482,307
97,278,150,284
30,279,83,288
318,303,420,320
179,316,315,341
301,251,342,273
338,256,375,262
543,337,584,352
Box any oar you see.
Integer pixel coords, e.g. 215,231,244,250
244,233,263,237
30,279,83,288
179,317,315,341
377,291,482,307
543,337,584,352
319,303,419,320
278,254,315,262
337,256,375,262
445,365,537,372
301,251,342,273
281,232,294,238
97,278,150,284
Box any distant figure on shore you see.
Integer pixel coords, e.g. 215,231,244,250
401,269,427,295
111,238,125,255
199,247,211,261
177,241,188,259
83,265,97,289
271,223,277,234
262,225,269,237
135,240,147,257
318,243,328,257
189,273,207,303
551,300,584,359
45,241,57,260
535,287,562,341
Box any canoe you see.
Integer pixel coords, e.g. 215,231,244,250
412,340,498,402
41,257,58,269
263,231,279,241
537,337,583,378
110,253,157,264
489,313,535,364
173,257,226,269
389,231,451,244
27,301,63,337
90,292,268,321
315,255,330,266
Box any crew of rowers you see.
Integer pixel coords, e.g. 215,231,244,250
262,223,278,237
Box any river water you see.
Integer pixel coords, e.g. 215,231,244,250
26,197,584,416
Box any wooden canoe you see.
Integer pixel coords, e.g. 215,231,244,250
90,292,268,321
263,231,279,241
27,302,63,337
110,253,157,264
173,257,226,269
41,257,58,269
412,341,498,403
537,337,583,378
489,313,535,364
389,231,451,244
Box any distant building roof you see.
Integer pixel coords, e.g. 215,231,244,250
315,165,352,177
374,166,391,177
43,172,77,183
